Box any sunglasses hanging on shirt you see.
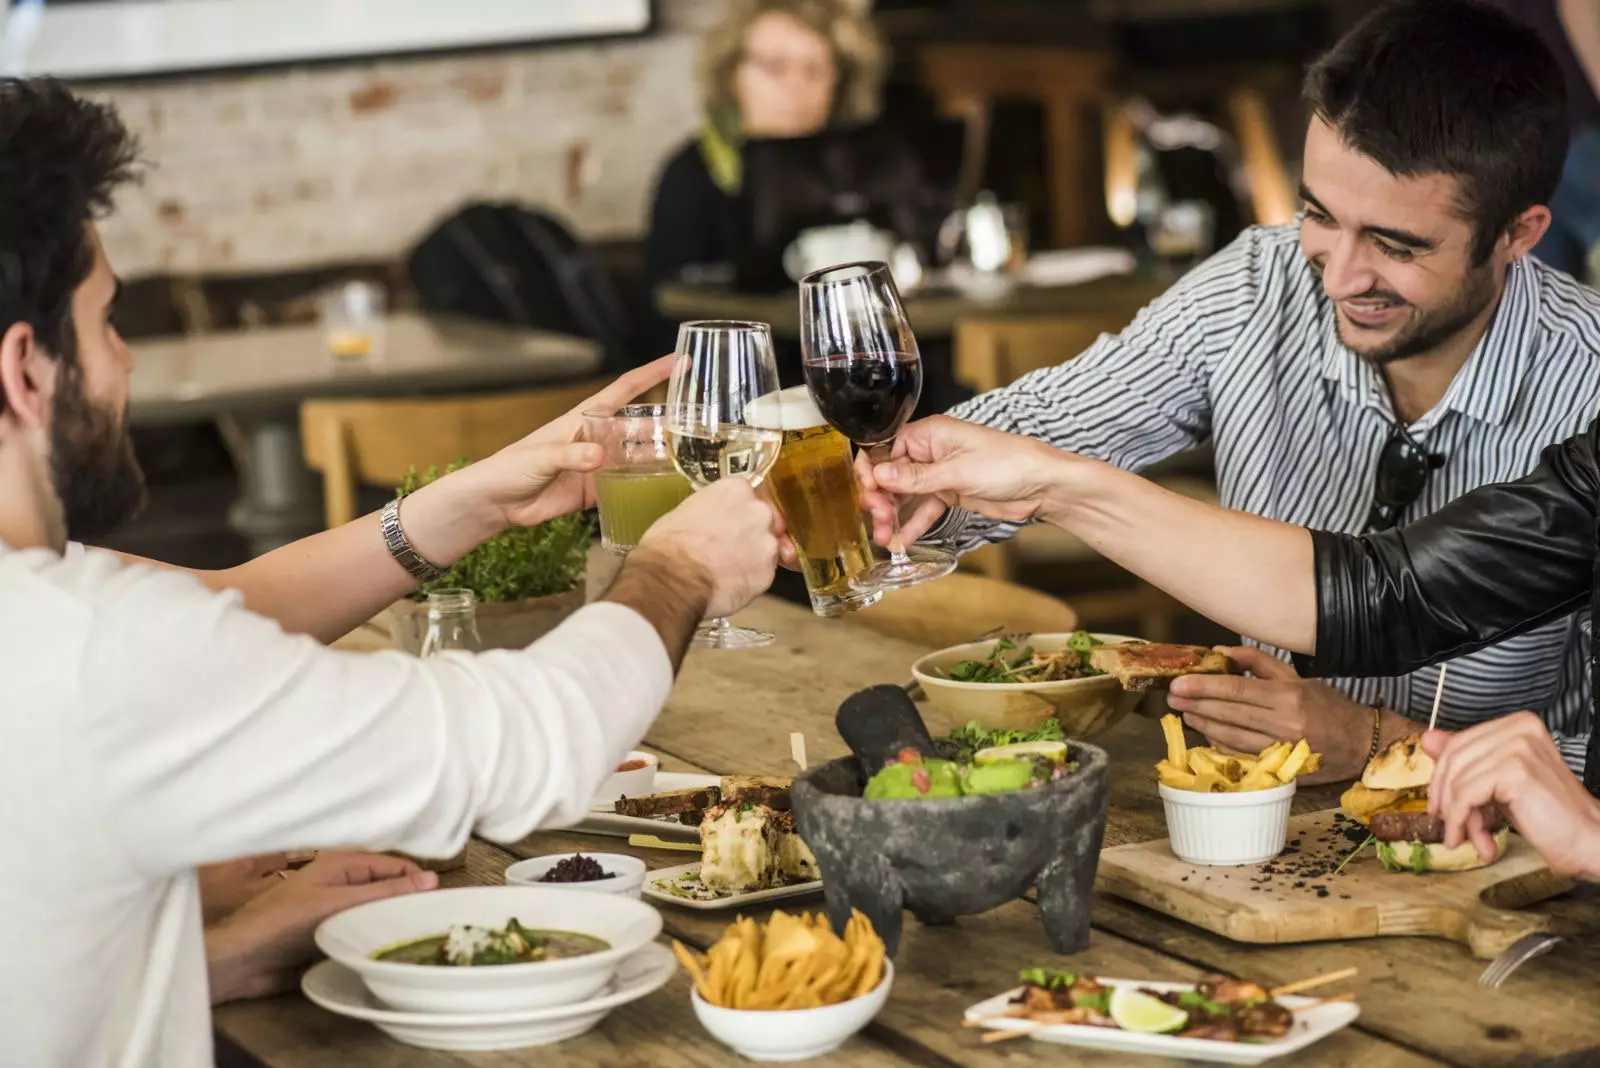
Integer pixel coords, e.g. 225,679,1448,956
1365,423,1445,532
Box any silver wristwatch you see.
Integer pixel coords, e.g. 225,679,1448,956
381,497,446,583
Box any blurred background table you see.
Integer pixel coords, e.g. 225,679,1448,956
655,271,1169,339
129,313,600,557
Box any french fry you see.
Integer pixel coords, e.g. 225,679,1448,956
1156,765,1199,790
1240,767,1282,790
1254,741,1291,775
1277,739,1312,781
1186,747,1223,775
1303,752,1323,774
1160,714,1188,769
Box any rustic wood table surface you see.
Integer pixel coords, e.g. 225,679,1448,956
218,598,1600,1068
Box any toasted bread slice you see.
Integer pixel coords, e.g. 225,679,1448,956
612,785,721,819
720,774,793,811
1088,642,1232,691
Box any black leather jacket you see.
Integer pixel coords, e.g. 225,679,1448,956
1298,417,1600,796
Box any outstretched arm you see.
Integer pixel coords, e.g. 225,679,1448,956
111,359,674,643
874,415,1600,674
872,416,1318,650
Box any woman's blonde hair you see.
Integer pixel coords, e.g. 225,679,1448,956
697,0,889,127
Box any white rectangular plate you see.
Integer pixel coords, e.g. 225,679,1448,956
964,979,1359,1065
642,862,823,912
574,773,720,843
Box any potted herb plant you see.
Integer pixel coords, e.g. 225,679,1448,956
383,461,594,654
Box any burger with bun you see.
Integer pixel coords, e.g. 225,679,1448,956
1340,734,1508,873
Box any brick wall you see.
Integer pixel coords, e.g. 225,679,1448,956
86,0,726,279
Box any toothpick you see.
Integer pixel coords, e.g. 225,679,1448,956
1272,966,1358,997
790,731,808,771
981,1027,1034,1044
1427,663,1448,732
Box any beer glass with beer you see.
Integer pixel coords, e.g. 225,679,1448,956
583,404,694,555
745,386,881,617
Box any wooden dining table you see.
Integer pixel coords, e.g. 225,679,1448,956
216,597,1600,1068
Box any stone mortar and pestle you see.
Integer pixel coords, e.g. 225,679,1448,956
791,684,1110,957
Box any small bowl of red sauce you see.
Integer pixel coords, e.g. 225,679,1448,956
592,751,658,809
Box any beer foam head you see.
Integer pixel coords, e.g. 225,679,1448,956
746,386,827,431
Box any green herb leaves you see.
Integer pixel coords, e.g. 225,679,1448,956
398,460,592,603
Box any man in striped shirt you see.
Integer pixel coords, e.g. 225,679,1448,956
869,0,1600,784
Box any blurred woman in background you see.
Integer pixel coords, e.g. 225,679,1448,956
644,0,886,297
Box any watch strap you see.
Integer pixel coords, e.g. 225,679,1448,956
381,497,446,583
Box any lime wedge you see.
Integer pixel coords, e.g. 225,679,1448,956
1109,987,1188,1035
974,741,1069,766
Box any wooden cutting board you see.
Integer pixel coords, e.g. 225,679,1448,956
1096,808,1573,959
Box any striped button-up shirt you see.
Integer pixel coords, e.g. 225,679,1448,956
939,223,1600,773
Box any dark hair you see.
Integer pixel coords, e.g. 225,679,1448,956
0,78,139,411
1303,0,1568,262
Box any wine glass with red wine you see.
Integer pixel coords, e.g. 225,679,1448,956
799,261,957,593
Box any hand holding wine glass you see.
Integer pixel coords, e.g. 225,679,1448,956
665,320,785,649
799,261,956,593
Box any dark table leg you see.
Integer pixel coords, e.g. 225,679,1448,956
223,412,324,557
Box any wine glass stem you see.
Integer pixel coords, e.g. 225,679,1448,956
868,443,912,564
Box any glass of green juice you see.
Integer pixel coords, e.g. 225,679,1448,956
584,403,695,554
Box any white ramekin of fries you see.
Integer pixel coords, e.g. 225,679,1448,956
677,910,892,1062
1155,714,1321,866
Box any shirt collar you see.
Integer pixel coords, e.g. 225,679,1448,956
1319,257,1539,429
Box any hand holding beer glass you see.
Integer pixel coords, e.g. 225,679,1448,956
665,321,784,649
799,261,956,592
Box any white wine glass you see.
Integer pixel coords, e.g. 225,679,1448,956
665,320,784,650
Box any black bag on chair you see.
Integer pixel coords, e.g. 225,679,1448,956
407,202,637,372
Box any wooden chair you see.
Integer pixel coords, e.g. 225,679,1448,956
844,571,1078,649
950,315,1218,640
301,380,607,528
921,44,1117,247
1102,88,1296,231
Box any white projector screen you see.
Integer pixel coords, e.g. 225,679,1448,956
0,0,653,80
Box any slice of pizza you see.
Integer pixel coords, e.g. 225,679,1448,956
1087,642,1233,691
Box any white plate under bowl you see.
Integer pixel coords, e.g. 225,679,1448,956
641,862,823,912
301,943,676,1051
964,978,1359,1065
313,885,663,1015
577,772,721,842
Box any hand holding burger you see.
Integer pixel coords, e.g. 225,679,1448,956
1340,734,1509,874
1423,713,1600,881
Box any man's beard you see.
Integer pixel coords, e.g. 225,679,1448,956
48,366,146,542
1334,261,1500,366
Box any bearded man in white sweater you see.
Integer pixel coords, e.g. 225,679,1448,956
0,78,783,1067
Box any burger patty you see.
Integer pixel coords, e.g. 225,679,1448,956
1371,806,1508,844
1370,810,1446,843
